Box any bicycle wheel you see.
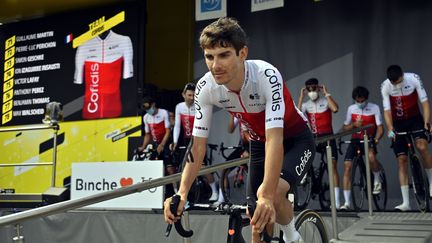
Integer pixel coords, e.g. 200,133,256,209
351,156,367,212
410,155,430,212
318,163,331,210
294,168,313,211
372,166,387,211
220,166,248,205
295,209,329,243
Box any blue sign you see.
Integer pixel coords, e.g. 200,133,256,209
201,0,221,12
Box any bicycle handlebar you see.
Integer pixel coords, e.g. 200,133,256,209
220,142,244,159
394,129,432,143
165,195,193,238
166,195,277,242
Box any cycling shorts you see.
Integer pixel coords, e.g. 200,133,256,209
344,139,377,162
392,115,427,157
247,127,315,199
154,143,176,167
315,133,338,161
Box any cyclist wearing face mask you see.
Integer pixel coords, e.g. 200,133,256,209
341,86,384,210
139,96,176,198
298,78,342,208
381,65,432,211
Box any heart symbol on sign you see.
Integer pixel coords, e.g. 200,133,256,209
228,229,235,236
120,177,133,187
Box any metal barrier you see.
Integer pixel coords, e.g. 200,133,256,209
0,124,374,242
0,123,60,187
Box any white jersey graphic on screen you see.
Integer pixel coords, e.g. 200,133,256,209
74,30,133,119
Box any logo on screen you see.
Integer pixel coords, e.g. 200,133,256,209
201,0,221,12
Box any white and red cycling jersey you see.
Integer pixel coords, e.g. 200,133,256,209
381,72,428,122
192,60,308,142
173,102,195,144
344,102,382,139
74,30,134,119
143,108,170,144
301,96,333,135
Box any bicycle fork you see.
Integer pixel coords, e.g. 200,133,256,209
226,211,249,243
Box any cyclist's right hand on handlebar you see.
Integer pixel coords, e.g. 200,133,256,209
388,130,396,140
163,194,186,224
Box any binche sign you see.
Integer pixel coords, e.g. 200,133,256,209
71,161,163,209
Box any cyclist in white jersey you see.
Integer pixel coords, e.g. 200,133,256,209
139,97,176,198
381,65,432,211
171,83,219,201
298,78,341,209
341,86,384,210
163,17,314,243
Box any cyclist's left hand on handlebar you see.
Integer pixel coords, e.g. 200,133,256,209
250,197,276,234
163,195,186,224
157,144,164,154
424,123,431,133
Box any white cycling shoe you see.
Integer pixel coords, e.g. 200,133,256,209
394,203,411,212
280,221,303,243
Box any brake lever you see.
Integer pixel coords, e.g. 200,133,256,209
165,195,193,238
247,197,279,243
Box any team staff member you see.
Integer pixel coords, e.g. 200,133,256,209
298,78,341,209
139,96,176,197
171,83,219,201
164,17,314,243
381,65,432,211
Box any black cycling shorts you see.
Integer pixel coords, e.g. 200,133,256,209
344,139,377,162
247,127,315,199
392,115,427,157
154,143,175,167
315,133,338,161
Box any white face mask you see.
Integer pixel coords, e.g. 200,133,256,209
356,101,367,109
308,91,318,101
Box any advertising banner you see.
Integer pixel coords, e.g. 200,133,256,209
251,0,284,12
71,161,163,209
195,0,227,21
0,116,142,193
0,2,143,126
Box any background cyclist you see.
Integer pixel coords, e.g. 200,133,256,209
163,17,314,243
298,78,341,209
341,86,384,210
381,65,432,211
139,96,175,198
217,114,251,203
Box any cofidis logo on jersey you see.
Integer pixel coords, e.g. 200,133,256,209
201,0,221,12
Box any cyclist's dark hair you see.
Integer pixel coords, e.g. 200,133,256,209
352,86,369,100
142,96,156,107
199,17,248,55
305,78,319,86
387,65,403,82
183,83,196,93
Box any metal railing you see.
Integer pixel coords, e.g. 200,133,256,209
0,123,60,187
0,124,374,242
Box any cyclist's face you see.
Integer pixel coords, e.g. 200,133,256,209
183,90,195,106
204,45,248,86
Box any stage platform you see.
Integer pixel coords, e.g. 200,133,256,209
0,208,430,243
